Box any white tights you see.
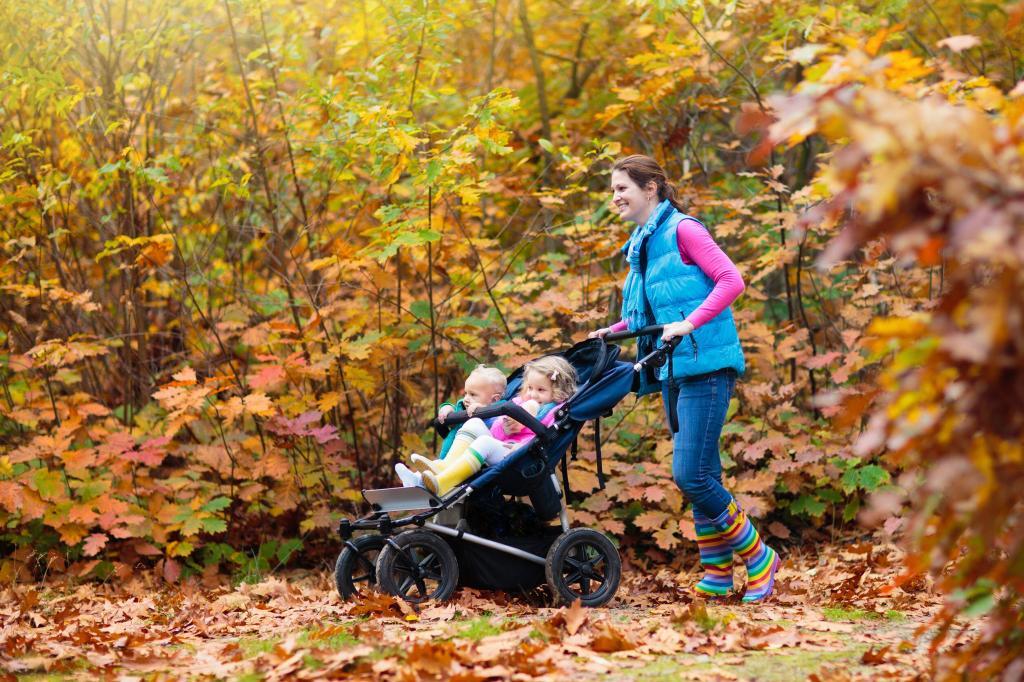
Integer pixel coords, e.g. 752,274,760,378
453,418,514,466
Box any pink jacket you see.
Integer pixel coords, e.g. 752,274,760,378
489,396,563,446
610,218,744,332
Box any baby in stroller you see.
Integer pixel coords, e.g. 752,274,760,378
396,357,577,496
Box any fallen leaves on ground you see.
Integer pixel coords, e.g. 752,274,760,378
0,538,953,680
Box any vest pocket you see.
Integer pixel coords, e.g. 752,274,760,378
679,310,698,361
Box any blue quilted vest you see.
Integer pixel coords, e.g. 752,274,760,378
620,203,745,395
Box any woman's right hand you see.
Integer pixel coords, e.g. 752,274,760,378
588,327,611,339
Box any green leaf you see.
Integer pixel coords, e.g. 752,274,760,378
33,469,64,500
789,494,827,518
857,465,890,491
202,497,232,513
843,497,861,522
840,468,860,494
201,517,227,534
181,515,204,536
275,538,302,564
409,300,432,320
538,138,555,153
170,541,195,557
425,158,442,184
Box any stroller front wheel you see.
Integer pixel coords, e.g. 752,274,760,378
335,534,387,600
376,530,459,603
545,528,621,607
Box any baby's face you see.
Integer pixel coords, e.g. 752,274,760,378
463,375,502,409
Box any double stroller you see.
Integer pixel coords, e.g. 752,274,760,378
334,326,678,607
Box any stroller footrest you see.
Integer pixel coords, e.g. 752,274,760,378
362,486,443,513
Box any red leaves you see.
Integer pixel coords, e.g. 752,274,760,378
267,411,339,445
82,534,108,557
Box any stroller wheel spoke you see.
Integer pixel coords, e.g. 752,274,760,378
398,575,416,594
562,569,583,585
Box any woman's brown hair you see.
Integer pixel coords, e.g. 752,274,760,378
611,154,686,213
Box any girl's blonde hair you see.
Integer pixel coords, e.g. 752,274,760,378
522,356,577,402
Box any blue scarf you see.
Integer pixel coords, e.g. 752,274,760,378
620,200,675,332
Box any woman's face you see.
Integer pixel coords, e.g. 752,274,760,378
610,169,656,224
521,370,555,404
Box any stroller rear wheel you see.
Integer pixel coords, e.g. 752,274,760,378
376,530,459,603
545,528,621,607
335,534,387,599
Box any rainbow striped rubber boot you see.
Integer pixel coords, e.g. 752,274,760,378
693,508,733,597
711,500,781,603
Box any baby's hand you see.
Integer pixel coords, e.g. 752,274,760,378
465,401,479,416
521,399,540,417
437,404,455,423
503,417,524,435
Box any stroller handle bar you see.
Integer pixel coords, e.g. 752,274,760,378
601,324,687,371
433,401,553,442
602,324,664,343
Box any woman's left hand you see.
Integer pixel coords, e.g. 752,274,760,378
662,320,695,341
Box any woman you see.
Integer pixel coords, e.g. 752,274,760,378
590,154,780,602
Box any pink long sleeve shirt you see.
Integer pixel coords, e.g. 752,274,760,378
489,397,563,446
610,218,744,332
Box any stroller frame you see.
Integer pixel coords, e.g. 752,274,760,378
335,325,679,606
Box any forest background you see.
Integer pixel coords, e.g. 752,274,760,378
1,0,1021,675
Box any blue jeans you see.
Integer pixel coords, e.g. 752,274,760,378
663,368,737,519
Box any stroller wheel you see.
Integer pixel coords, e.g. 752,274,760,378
545,528,621,607
335,534,387,600
376,530,459,603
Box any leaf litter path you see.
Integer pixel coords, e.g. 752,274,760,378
2,539,949,681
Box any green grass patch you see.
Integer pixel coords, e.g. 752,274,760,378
822,606,882,622
629,645,873,681
885,609,908,622
234,674,265,682
365,646,406,662
237,637,279,658
457,616,505,641
299,626,359,649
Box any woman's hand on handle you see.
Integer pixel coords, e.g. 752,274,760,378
662,320,695,342
588,327,612,339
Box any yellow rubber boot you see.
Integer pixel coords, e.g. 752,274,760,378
423,449,484,495
443,435,473,462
